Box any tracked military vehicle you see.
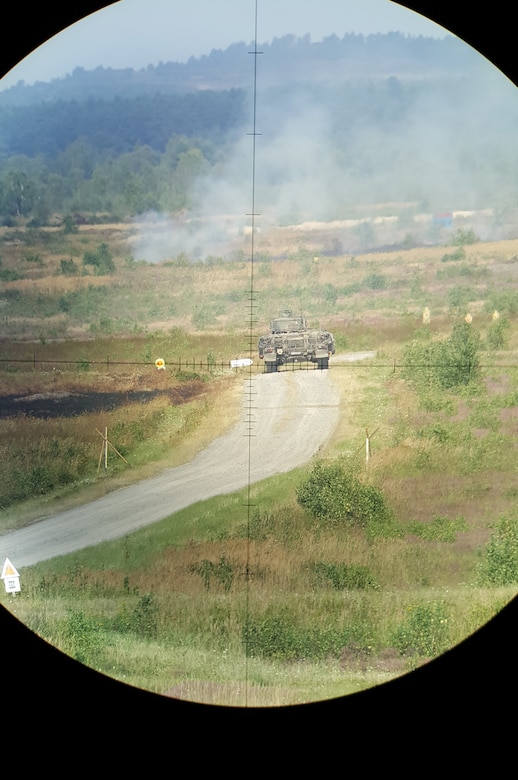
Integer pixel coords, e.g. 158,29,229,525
258,310,335,372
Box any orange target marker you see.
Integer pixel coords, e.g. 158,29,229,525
155,358,166,370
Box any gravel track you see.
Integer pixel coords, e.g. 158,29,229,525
0,368,342,568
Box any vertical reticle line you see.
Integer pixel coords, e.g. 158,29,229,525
243,0,262,706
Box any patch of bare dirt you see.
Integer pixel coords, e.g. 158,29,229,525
499,407,518,431
339,643,409,674
448,402,470,422
485,375,511,395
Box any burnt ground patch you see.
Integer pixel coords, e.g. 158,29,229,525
0,382,206,419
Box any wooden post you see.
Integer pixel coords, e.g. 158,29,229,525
366,428,370,464
96,428,129,474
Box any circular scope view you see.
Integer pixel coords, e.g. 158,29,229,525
0,1,517,707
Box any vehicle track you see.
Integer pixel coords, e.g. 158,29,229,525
0,368,341,568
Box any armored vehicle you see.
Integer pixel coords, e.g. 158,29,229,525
258,310,335,372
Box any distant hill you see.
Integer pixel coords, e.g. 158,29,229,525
0,32,484,107
1,31,516,226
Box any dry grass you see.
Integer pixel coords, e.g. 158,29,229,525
2,223,518,703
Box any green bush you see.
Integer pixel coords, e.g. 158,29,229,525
62,215,79,234
296,459,394,528
364,272,387,290
25,252,43,265
113,593,159,638
452,228,479,246
408,515,467,543
190,556,235,591
478,514,518,585
243,609,369,661
402,321,480,391
0,436,91,509
486,317,509,350
191,303,225,329
441,246,465,263
59,257,78,275
0,268,24,281
484,290,518,316
391,601,450,657
83,243,115,274
61,610,104,665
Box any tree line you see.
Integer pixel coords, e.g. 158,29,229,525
1,57,517,223
0,135,222,223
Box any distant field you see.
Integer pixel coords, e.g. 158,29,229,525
0,212,517,341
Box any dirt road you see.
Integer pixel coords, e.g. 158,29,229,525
0,367,344,568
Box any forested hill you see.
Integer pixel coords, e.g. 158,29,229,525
0,32,482,107
0,90,246,157
0,32,490,160
0,31,516,228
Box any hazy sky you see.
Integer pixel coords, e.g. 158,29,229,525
0,0,446,89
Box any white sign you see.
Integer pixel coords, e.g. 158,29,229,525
1,558,20,594
230,358,253,368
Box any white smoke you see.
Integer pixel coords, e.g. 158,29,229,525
132,39,518,263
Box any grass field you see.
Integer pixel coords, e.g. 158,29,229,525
1,219,518,705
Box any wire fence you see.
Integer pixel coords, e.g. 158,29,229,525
0,355,513,374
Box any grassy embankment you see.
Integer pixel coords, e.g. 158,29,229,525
1,223,518,705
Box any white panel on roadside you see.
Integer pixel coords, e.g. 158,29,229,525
230,358,253,368
1,558,21,594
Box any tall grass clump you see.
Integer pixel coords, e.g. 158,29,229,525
0,435,90,509
242,606,373,662
486,316,510,350
390,600,451,658
478,513,518,586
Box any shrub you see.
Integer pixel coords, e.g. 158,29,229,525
391,601,451,657
296,459,394,528
132,593,159,637
478,514,518,585
402,321,480,391
364,272,387,290
59,257,78,275
322,283,338,306
83,243,115,274
191,303,225,329
61,610,104,665
408,515,467,543
441,246,465,263
62,215,78,234
25,252,43,265
243,609,367,661
441,321,481,387
484,290,518,316
190,556,235,591
0,269,23,281
452,228,479,246
486,317,509,350
112,593,159,638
